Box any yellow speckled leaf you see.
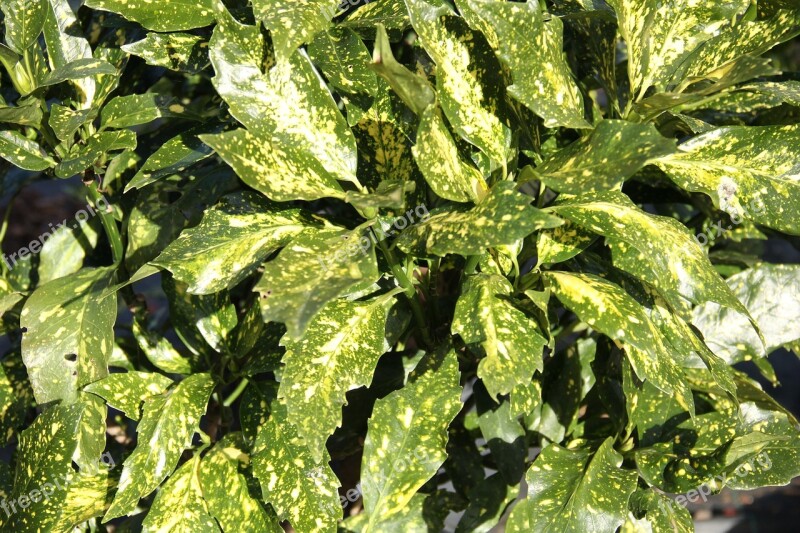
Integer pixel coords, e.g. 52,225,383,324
507,438,637,532
360,349,462,530
253,0,338,60
407,0,510,163
104,373,215,521
252,401,341,532
453,274,546,399
84,0,215,31
84,371,173,421
280,294,399,462
413,105,486,202
466,0,587,128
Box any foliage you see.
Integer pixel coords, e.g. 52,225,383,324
1,0,800,531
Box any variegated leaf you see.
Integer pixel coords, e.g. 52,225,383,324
252,401,341,532
20,267,117,404
529,120,675,194
141,456,219,532
453,274,546,399
655,124,800,235
83,371,173,421
280,294,397,462
209,4,358,188
104,373,215,521
396,181,563,256
253,0,338,60
360,349,462,529
255,227,380,339
544,271,693,410
413,105,486,202
84,0,215,31
153,192,312,294
407,0,510,163
507,438,638,532
466,0,587,128
0,129,56,171
122,33,209,73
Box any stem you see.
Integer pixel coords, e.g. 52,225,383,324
373,229,433,348
464,255,480,275
0,196,14,274
86,179,123,264
223,378,250,407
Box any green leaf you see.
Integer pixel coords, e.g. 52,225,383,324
507,438,638,532
608,0,749,97
200,436,282,533
153,192,312,294
360,349,462,528
126,124,221,191
141,455,219,532
0,100,44,127
55,129,136,178
131,319,194,375
453,274,546,399
49,104,94,144
84,0,215,32
43,0,97,105
201,128,345,202
6,403,110,531
308,26,377,96
38,218,101,284
655,124,800,235
692,263,800,364
0,129,56,170
536,222,597,266
252,400,341,532
544,271,693,411
100,93,171,130
255,227,381,339
209,5,358,187
253,0,338,60
529,120,675,194
551,190,753,316
104,373,215,521
466,0,587,128
407,0,510,163
626,488,693,533
396,181,562,256
413,105,486,202
40,58,116,87
122,32,210,73
456,473,517,533
370,23,436,115
280,294,397,462
1,0,47,53
84,371,173,421
20,267,117,404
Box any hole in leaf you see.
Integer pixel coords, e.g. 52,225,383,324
65,353,77,362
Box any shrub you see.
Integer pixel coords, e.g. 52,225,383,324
1,0,800,531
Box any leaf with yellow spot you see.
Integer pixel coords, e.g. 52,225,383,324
465,0,588,129
84,0,215,32
360,348,462,529
280,294,399,462
199,435,282,533
253,0,338,60
1,0,47,53
527,120,675,194
396,181,563,256
413,105,486,202
545,271,693,411
122,32,209,73
255,227,381,340
104,373,215,521
655,124,800,235
209,4,358,188
43,0,97,106
21,266,117,404
153,192,314,295
407,0,511,164
507,438,637,532
84,371,173,421
608,0,749,97
453,274,546,399
536,221,597,266
141,455,219,532
6,403,112,531
625,488,693,533
252,401,341,532
0,129,56,171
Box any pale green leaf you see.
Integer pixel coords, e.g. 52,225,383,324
84,371,173,421
84,0,215,31
253,0,338,60
122,33,209,73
